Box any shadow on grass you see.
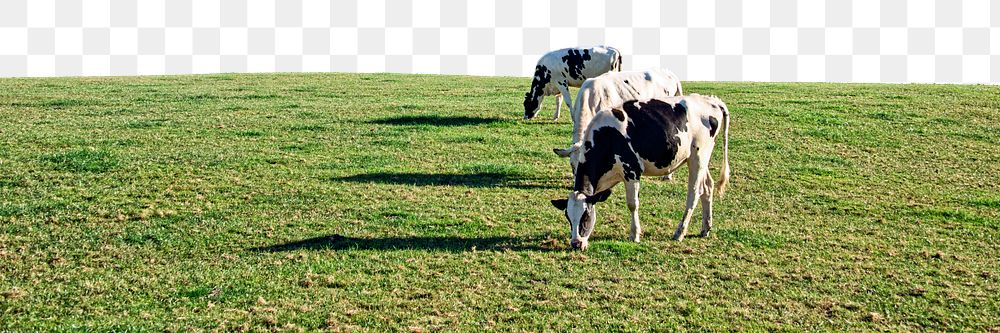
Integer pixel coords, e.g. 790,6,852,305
251,234,553,252
368,115,506,126
329,172,561,189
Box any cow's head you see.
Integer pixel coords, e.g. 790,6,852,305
550,189,612,250
523,92,543,120
523,65,551,120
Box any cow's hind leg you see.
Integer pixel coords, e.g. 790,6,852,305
699,172,714,237
672,151,710,241
553,94,563,120
625,180,641,242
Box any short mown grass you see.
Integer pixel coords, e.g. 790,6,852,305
0,73,998,331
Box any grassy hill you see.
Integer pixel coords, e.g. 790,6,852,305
0,73,997,331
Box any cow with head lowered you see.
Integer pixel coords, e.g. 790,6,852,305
523,46,622,120
550,94,731,250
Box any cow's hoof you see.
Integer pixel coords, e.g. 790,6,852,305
671,233,685,241
553,148,571,157
661,174,673,181
698,230,711,238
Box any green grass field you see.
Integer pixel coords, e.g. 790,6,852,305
0,73,998,331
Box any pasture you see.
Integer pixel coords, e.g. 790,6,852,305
0,73,997,331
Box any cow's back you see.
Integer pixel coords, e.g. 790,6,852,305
537,46,619,87
592,69,680,111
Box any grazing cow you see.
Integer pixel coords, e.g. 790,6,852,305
550,94,731,250
552,69,684,173
523,46,623,120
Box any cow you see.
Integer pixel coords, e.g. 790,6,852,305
551,69,684,176
523,46,623,121
549,94,731,250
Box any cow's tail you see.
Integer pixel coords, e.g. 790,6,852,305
715,107,731,197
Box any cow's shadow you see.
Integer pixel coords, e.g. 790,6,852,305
367,115,507,126
329,172,561,190
250,234,555,252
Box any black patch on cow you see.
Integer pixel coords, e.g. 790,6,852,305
587,189,612,203
707,116,719,137
622,99,689,170
578,208,592,235
574,126,643,191
611,109,626,122
621,155,641,182
551,199,568,210
524,65,551,118
561,49,592,80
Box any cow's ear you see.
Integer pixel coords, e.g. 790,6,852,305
586,189,612,204
550,199,568,210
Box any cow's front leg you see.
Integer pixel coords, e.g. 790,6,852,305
625,180,641,242
553,94,563,120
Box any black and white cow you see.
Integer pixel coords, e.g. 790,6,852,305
523,46,622,120
550,94,731,250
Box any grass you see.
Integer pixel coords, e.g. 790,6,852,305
0,72,998,331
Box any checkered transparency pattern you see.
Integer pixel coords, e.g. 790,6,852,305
0,0,997,83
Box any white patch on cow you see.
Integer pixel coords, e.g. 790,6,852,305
593,155,626,191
